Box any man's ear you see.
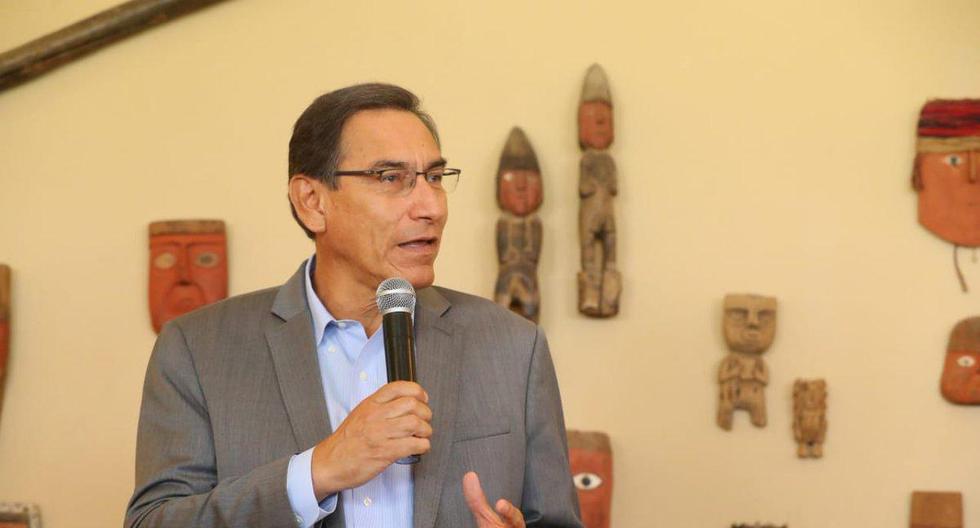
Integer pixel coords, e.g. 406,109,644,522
288,175,328,234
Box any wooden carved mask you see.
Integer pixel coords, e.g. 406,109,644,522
497,127,543,216
578,64,614,151
723,294,777,354
567,431,612,528
940,316,980,404
148,220,227,333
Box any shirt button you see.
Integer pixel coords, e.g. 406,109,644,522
337,321,347,329
294,513,304,526
327,345,337,353
359,371,368,381
363,497,372,507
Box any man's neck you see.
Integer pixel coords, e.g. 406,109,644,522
312,255,382,336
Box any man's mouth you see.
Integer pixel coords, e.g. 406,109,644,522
398,237,438,250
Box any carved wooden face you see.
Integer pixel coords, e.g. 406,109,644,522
723,294,777,354
498,169,543,216
917,151,980,246
578,101,614,150
149,224,227,333
568,433,612,528
940,316,980,404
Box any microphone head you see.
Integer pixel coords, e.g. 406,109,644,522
376,277,416,315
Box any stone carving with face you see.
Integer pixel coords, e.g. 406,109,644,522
495,127,543,322
792,378,827,458
940,316,980,404
149,220,227,333
910,491,963,528
912,99,980,292
567,430,612,528
0,265,9,428
578,64,622,318
717,294,777,430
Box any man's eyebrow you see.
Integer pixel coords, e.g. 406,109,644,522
425,158,448,170
368,158,448,170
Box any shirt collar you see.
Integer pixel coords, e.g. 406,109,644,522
304,255,336,345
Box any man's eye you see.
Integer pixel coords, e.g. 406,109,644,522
945,154,963,167
426,171,444,183
379,170,407,184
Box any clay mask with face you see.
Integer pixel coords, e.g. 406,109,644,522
148,220,227,333
578,64,614,151
567,430,612,528
497,127,543,216
723,294,777,354
940,316,980,404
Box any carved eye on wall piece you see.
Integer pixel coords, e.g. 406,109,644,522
957,355,976,368
195,252,220,268
727,309,747,323
945,154,963,167
573,472,604,490
154,252,176,269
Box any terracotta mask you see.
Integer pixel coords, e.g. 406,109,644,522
0,265,9,425
149,220,227,333
567,430,612,528
913,99,980,291
578,65,614,150
940,316,980,404
497,127,543,216
723,294,777,354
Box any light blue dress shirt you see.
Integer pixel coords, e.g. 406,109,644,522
285,256,414,527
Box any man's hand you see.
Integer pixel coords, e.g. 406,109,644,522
462,471,525,528
310,381,432,500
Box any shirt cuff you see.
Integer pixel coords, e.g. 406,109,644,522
286,448,338,527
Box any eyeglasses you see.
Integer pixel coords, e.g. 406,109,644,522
334,167,462,196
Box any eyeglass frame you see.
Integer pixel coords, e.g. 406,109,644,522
332,166,462,195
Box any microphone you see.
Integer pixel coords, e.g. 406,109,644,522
376,277,420,465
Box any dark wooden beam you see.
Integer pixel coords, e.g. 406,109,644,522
0,0,228,92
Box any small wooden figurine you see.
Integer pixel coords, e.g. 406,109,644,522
792,379,827,458
0,265,9,427
494,127,543,322
149,220,227,333
912,99,980,292
567,430,613,528
910,491,962,528
577,64,621,317
940,316,980,404
0,502,41,528
717,294,777,430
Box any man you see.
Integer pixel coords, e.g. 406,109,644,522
126,83,582,528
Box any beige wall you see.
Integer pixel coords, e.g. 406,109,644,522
2,0,980,526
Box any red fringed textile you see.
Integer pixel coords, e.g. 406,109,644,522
919,99,980,137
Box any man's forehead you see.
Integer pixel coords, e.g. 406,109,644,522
339,108,440,162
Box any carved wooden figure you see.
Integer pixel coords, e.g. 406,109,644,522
494,127,543,322
717,294,776,430
940,316,980,404
0,502,41,528
910,491,962,528
912,99,980,291
0,265,9,427
578,64,621,317
567,430,612,528
149,220,227,333
792,379,827,458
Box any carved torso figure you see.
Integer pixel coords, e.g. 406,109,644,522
577,64,621,317
717,293,777,430
567,430,612,528
494,127,543,322
793,379,827,458
149,220,228,333
940,316,980,404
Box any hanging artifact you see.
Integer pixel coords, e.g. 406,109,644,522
940,316,980,404
567,430,613,528
717,294,777,430
494,127,543,322
912,99,980,292
731,524,787,528
148,220,227,333
577,64,621,317
910,491,962,528
0,502,42,528
792,379,827,458
0,265,9,427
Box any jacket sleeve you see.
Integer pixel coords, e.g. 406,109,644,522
521,328,584,528
125,321,299,528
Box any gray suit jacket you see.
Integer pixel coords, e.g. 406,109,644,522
126,265,582,528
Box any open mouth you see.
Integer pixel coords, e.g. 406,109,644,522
398,237,438,249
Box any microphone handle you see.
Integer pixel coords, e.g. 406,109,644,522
382,310,420,465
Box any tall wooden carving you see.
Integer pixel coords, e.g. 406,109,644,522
149,220,227,333
494,127,543,322
0,265,9,427
567,430,612,528
792,379,827,458
912,99,980,292
717,294,777,430
940,316,980,404
577,64,621,317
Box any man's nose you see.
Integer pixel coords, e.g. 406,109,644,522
408,175,447,222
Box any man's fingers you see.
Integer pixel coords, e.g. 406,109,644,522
387,414,433,438
373,381,428,404
495,499,525,527
383,396,433,421
462,472,502,524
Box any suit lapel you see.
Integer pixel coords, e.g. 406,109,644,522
413,287,460,528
